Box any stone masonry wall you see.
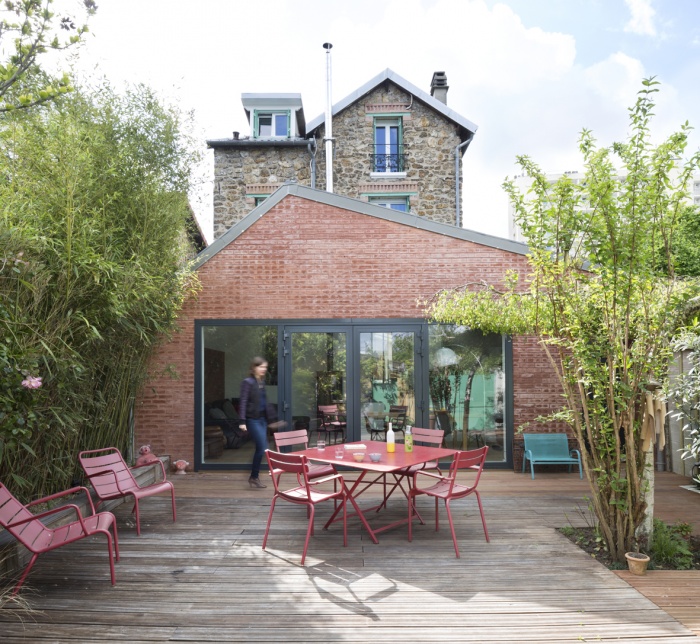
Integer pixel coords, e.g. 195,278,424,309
213,146,311,239
135,195,564,471
211,81,463,239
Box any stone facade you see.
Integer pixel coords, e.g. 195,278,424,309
210,78,468,239
213,145,311,239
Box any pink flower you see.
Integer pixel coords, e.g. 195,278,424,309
21,376,42,389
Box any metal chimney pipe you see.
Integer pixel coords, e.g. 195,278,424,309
323,42,333,193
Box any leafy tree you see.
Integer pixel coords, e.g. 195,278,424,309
0,0,96,111
0,81,200,497
428,79,700,562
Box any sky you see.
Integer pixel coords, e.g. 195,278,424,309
69,0,700,242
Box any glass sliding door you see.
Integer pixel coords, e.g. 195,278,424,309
428,325,506,463
200,324,279,465
285,328,349,447
357,329,418,443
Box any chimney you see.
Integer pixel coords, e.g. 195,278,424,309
430,71,449,104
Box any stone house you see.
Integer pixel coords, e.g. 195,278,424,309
207,69,478,239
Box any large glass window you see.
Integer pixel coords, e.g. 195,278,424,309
197,321,509,469
429,326,506,462
201,325,278,464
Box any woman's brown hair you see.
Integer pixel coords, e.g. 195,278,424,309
248,356,268,377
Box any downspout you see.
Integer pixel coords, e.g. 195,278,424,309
454,132,474,228
308,139,317,189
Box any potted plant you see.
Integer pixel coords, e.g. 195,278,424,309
624,551,650,575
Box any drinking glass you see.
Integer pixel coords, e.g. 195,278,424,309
334,446,344,459
317,439,326,451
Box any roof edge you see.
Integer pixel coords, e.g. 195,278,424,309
192,185,527,270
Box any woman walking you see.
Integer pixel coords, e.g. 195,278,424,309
238,356,270,489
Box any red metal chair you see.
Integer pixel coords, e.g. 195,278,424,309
0,483,119,596
273,428,337,481
408,446,489,558
376,427,444,512
263,449,347,565
317,405,346,444
78,447,176,535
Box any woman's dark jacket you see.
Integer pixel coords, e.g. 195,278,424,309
239,377,266,422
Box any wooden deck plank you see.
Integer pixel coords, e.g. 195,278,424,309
1,470,698,642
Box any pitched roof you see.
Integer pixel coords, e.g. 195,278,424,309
192,184,526,269
306,68,478,141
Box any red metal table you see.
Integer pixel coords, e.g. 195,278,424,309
299,440,456,544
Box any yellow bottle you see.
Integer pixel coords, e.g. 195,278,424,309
386,422,395,452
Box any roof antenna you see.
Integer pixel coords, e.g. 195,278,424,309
323,42,334,193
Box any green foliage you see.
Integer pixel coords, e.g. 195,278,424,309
648,519,694,569
668,325,700,469
428,78,700,562
0,80,201,499
0,0,96,112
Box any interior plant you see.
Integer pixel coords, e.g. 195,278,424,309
427,78,700,563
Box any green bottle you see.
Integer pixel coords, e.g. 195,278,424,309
404,425,413,452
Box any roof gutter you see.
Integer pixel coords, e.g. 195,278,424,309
454,131,475,228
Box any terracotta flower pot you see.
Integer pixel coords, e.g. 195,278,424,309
625,551,650,576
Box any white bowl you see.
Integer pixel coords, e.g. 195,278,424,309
369,453,381,462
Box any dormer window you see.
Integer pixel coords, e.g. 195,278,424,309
255,111,290,138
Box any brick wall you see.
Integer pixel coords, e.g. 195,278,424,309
134,195,564,469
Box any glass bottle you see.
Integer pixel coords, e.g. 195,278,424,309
386,422,395,453
404,425,413,452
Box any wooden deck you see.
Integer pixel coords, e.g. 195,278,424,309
1,470,699,642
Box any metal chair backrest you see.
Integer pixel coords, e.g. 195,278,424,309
387,405,407,430
446,446,488,493
266,450,311,493
273,428,310,451
0,484,47,546
412,426,444,447
79,447,138,499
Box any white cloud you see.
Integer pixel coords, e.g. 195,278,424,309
623,0,657,37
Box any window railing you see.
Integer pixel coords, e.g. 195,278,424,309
371,145,406,173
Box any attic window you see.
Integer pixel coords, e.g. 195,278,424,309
254,111,290,138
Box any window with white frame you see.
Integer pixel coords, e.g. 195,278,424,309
373,118,403,173
368,196,409,212
255,111,290,138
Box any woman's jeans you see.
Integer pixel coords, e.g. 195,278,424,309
246,418,268,479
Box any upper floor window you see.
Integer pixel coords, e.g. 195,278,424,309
369,196,409,212
373,118,404,173
255,111,290,138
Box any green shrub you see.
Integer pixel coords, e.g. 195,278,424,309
649,519,694,569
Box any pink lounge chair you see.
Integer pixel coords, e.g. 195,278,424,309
79,447,176,535
0,483,119,596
